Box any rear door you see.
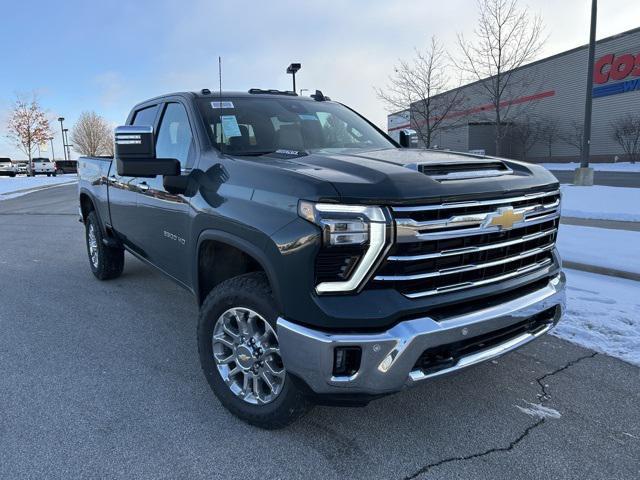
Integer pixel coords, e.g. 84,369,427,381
131,100,196,284
108,104,160,252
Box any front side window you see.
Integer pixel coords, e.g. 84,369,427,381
155,103,194,168
198,97,393,155
132,105,158,127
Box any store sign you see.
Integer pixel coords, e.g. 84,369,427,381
592,52,640,98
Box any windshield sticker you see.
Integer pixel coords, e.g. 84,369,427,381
298,113,317,121
211,101,235,109
220,115,242,137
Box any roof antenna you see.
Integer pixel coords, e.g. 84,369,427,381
218,56,224,155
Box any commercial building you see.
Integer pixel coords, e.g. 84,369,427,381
387,27,640,163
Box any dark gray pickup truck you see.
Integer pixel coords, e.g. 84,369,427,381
78,89,565,428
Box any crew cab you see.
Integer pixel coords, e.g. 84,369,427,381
78,89,565,429
0,158,17,177
29,157,57,176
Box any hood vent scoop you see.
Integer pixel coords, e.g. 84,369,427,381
410,160,513,182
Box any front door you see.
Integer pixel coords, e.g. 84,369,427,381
132,101,195,285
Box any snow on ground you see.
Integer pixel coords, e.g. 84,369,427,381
560,185,640,222
0,175,77,200
552,269,640,366
542,162,640,172
557,224,640,274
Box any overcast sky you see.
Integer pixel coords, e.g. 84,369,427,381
1,0,638,158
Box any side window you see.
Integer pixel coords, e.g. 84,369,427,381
155,103,194,168
132,105,158,126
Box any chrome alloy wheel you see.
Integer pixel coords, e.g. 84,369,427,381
88,224,99,268
212,307,285,405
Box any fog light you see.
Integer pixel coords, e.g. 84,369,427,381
378,354,394,373
333,346,362,377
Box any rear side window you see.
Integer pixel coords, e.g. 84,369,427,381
132,105,158,127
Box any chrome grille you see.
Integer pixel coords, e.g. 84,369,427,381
372,189,560,298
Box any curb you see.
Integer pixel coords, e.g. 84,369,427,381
560,217,640,232
0,180,77,197
563,261,640,282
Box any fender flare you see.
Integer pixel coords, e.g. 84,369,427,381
194,229,283,310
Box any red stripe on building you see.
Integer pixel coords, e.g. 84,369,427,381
388,89,556,132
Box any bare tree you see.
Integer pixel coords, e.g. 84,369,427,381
561,121,584,158
511,116,541,161
538,117,560,161
611,114,640,164
71,111,113,157
376,36,466,148
455,0,545,155
6,93,51,168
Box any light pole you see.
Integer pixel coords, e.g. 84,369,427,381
286,63,301,93
58,117,67,161
63,129,71,161
575,0,597,186
49,137,55,162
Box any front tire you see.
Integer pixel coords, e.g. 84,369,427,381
198,272,311,429
85,211,124,280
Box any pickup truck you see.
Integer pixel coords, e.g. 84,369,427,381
29,157,57,176
78,89,565,429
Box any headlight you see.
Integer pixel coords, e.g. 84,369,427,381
298,201,390,294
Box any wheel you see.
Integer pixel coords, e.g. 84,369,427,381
85,211,124,280
52,172,57,177
46,173,51,177
198,272,311,429
10,173,15,177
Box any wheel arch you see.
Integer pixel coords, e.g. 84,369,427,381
195,230,283,311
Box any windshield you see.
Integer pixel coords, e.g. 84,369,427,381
197,97,394,155
0,159,11,164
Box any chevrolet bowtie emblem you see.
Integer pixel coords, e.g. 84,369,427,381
486,207,524,230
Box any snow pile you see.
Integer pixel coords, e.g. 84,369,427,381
560,185,640,222
552,269,640,366
541,162,640,172
0,175,77,200
557,225,640,274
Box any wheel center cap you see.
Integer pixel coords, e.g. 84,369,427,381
236,345,255,369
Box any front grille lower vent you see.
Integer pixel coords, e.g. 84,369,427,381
370,189,560,298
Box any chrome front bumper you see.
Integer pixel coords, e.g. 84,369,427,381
277,273,565,396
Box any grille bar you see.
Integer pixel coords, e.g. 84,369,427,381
398,211,560,243
387,227,557,262
375,244,554,281
405,259,553,299
396,199,559,232
392,189,560,213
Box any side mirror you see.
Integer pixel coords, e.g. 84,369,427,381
398,130,410,148
115,125,180,177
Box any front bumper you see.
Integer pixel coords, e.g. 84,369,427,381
278,272,565,396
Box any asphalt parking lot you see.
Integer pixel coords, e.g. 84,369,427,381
1,184,638,480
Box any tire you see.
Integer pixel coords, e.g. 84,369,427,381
52,172,57,177
46,173,51,177
198,272,311,429
85,211,124,280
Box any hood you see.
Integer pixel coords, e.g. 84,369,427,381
254,148,559,204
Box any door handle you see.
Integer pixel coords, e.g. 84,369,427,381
138,182,149,192
108,175,117,183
